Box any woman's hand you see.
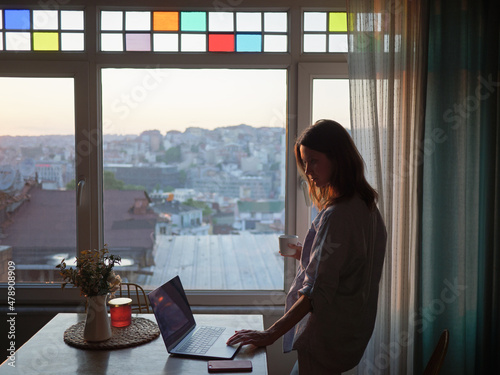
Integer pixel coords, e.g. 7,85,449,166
227,295,312,349
226,329,278,347
280,242,302,261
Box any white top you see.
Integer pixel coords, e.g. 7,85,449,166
283,195,387,373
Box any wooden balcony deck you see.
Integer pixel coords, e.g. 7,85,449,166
138,233,284,290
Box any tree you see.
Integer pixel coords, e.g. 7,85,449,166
161,146,182,163
184,198,213,218
66,179,76,190
65,171,145,191
103,170,125,190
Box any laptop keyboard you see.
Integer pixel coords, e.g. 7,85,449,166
177,326,226,355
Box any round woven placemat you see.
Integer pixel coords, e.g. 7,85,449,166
64,317,160,350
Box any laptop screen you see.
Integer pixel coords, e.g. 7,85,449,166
148,276,196,351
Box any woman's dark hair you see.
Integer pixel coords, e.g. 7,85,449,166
295,119,378,210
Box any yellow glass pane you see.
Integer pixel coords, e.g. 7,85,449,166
329,12,347,32
33,32,59,51
348,13,355,31
153,11,178,31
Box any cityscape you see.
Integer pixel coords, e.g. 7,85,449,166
0,124,287,289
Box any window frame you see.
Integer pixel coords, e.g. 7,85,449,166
0,0,348,310
296,62,349,240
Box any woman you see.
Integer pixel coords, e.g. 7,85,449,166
227,120,387,374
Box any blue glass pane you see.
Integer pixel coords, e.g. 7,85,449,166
236,34,261,52
5,9,30,30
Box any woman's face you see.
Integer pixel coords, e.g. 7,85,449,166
299,145,333,188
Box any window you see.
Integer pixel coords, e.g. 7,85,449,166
100,10,288,53
101,68,286,290
0,77,76,282
0,9,85,51
303,11,348,53
312,78,350,127
297,63,350,237
0,1,347,307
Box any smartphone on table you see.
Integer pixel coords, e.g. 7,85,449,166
207,360,252,373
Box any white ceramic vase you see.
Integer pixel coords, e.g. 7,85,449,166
84,294,112,342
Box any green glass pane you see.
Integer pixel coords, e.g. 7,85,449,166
180,12,206,32
329,12,347,32
33,32,59,51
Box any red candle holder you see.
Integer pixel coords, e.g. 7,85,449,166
108,297,132,327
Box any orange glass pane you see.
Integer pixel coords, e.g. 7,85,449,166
153,11,178,31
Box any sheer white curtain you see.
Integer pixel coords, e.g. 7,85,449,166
346,1,429,374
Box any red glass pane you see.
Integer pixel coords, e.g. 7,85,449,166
208,34,234,52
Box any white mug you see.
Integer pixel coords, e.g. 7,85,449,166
279,234,299,256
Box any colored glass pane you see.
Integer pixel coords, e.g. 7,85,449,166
348,13,355,32
374,13,382,32
208,12,233,32
236,34,261,52
236,13,261,32
180,34,206,52
153,33,178,51
355,12,381,32
209,34,234,52
180,12,206,32
126,33,151,51
33,10,58,30
101,11,123,31
264,12,287,32
304,12,326,32
6,32,30,50
61,11,84,31
264,35,287,52
61,33,84,51
329,12,347,32
5,9,30,30
153,12,178,31
383,34,401,53
33,32,59,51
125,11,150,31
101,33,123,51
328,34,347,52
303,34,326,53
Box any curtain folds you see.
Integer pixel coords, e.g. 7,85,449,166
421,1,500,374
346,1,429,374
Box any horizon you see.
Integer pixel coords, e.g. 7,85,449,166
0,122,286,139
0,70,349,137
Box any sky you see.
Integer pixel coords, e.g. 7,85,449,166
0,71,350,137
101,68,288,135
0,77,75,136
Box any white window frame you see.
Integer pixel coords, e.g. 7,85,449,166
296,62,349,240
0,0,348,310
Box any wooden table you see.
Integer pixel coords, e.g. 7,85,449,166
0,313,267,375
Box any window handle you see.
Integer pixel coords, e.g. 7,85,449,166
300,178,311,207
77,177,86,207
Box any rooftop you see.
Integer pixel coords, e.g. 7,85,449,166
1,187,157,266
138,232,283,290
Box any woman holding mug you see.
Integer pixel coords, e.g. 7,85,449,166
227,120,387,374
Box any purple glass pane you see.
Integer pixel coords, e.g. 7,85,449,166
125,33,151,51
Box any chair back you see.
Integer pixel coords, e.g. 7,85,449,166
117,282,151,313
423,329,449,375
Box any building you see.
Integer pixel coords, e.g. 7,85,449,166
234,200,285,233
104,164,182,191
152,200,209,236
0,186,157,281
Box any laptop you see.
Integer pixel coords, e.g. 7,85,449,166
148,275,241,359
